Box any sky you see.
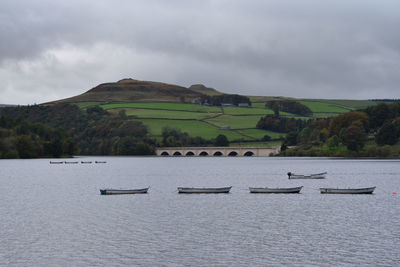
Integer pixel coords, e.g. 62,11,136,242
1,0,399,104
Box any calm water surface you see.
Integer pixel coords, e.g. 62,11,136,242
1,157,399,266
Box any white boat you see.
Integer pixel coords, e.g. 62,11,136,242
177,187,232,194
95,161,107,164
320,187,375,194
65,161,79,164
288,171,327,179
249,186,303,194
81,161,92,164
100,187,149,195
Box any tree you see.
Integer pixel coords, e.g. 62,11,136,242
366,103,394,129
339,121,367,151
375,123,398,145
327,135,340,149
214,134,229,146
262,135,271,142
265,100,312,116
16,135,38,158
284,131,298,146
328,112,369,137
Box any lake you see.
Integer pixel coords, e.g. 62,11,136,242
1,157,399,266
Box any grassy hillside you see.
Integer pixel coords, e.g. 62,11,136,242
71,99,376,144
50,78,384,145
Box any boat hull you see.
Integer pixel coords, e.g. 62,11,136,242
100,188,149,195
288,172,327,179
177,187,232,194
249,186,303,193
320,187,375,194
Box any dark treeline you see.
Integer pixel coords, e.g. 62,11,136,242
200,94,251,106
265,100,313,116
280,103,400,157
256,115,309,133
0,117,76,158
159,127,230,147
0,104,155,158
370,99,400,102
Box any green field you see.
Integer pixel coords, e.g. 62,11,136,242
109,108,217,120
222,106,273,115
101,102,222,113
299,100,351,113
206,115,263,129
73,99,381,143
235,129,284,139
314,99,377,110
137,119,248,140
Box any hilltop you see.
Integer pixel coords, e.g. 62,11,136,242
52,78,222,104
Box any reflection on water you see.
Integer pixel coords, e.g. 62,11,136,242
1,157,399,266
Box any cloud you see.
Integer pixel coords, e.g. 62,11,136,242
1,0,400,104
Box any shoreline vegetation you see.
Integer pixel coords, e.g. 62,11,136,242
1,79,399,159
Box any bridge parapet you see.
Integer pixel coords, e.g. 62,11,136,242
156,146,280,157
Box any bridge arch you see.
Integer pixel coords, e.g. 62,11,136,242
213,151,223,156
173,151,182,156
161,151,170,156
244,151,254,156
228,151,238,156
186,151,195,156
199,151,209,156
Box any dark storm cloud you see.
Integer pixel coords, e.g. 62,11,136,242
1,0,399,104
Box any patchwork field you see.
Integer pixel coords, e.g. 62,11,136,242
137,119,246,140
73,98,380,144
109,108,217,120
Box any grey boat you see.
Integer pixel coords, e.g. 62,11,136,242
288,171,327,179
320,187,375,194
177,186,232,194
249,186,303,194
100,187,149,195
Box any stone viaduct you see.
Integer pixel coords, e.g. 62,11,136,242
155,146,280,157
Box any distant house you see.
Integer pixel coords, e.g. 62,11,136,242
238,103,250,107
221,103,234,107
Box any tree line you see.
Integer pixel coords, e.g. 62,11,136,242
0,104,155,158
279,103,400,157
265,100,313,116
0,103,235,158
200,94,251,106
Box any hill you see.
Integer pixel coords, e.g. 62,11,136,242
51,78,215,103
46,78,387,145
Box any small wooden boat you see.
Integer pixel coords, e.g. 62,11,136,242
320,187,375,194
249,186,303,194
288,171,327,179
100,187,149,195
95,161,107,164
64,161,79,164
177,187,232,194
50,161,63,164
81,161,92,164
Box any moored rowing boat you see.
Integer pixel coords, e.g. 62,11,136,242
320,187,375,194
288,172,327,179
100,187,149,195
177,186,232,194
249,186,303,193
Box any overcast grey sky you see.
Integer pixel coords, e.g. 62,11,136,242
1,0,399,104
